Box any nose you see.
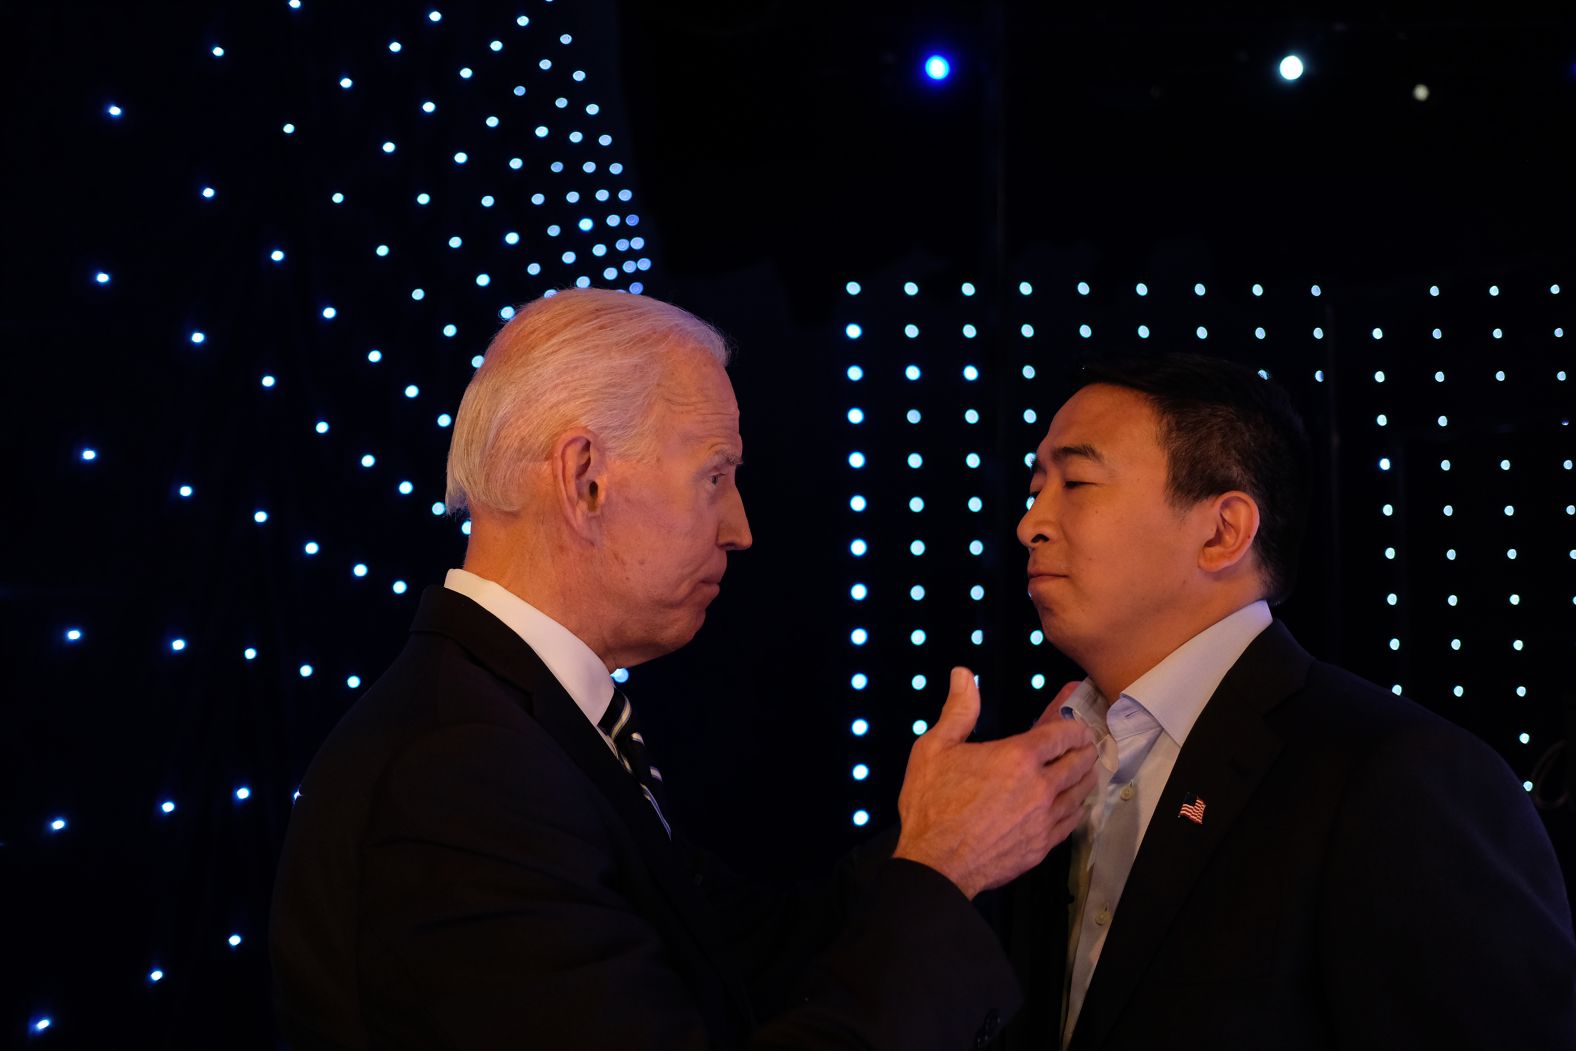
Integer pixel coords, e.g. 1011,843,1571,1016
1016,491,1052,551
721,486,752,552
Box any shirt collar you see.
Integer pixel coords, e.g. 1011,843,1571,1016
1122,600,1272,745
1059,599,1272,748
443,568,616,729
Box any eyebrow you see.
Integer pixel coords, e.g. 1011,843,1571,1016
1048,443,1106,467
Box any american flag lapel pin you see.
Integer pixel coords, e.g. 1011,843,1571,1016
1178,792,1207,825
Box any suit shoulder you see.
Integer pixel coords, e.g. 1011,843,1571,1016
1296,659,1522,797
312,632,540,766
282,629,584,862
1303,660,1473,738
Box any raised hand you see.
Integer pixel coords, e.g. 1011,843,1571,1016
892,667,1100,899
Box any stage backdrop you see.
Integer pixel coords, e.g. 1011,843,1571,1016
6,1,1573,1046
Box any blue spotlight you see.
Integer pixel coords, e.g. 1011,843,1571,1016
924,54,951,81
1279,54,1305,81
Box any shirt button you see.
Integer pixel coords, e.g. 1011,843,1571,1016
1120,784,1136,801
1095,908,1111,926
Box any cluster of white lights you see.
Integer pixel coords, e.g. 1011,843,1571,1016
1015,278,1381,347
840,278,1009,827
71,4,649,637
1362,281,1572,764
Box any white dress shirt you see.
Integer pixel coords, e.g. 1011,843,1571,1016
1061,600,1273,1045
443,568,623,760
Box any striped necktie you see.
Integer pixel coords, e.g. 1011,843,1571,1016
597,690,671,838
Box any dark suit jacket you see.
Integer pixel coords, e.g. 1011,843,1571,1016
270,586,1018,1050
995,620,1576,1050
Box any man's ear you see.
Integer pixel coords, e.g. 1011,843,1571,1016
1198,490,1261,576
552,429,610,538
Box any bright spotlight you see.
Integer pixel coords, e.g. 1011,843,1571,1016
1278,54,1305,81
924,55,951,81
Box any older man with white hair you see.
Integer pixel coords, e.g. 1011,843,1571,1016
270,288,1099,1050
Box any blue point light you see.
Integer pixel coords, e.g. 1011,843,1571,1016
924,55,952,81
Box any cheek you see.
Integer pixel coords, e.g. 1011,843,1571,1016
1068,506,1160,584
1121,510,1196,579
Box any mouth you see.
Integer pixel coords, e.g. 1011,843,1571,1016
1026,571,1067,596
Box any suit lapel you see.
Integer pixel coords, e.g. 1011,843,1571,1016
409,586,754,1026
1070,621,1312,1051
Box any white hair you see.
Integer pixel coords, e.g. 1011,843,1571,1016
445,288,730,514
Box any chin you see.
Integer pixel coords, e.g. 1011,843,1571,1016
1034,611,1081,655
672,612,707,648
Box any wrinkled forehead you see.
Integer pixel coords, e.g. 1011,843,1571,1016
656,349,742,445
659,346,736,406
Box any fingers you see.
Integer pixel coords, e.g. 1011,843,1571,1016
1037,743,1098,799
1046,805,1085,848
927,666,981,744
1039,761,1099,852
1021,716,1095,764
1032,679,1085,727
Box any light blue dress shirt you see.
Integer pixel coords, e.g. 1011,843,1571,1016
1060,600,1272,1046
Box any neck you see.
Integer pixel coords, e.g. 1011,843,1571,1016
462,523,620,672
1083,593,1261,701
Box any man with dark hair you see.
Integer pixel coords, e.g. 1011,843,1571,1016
999,353,1575,1049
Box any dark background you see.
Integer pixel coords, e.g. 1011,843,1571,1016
3,0,1573,1044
